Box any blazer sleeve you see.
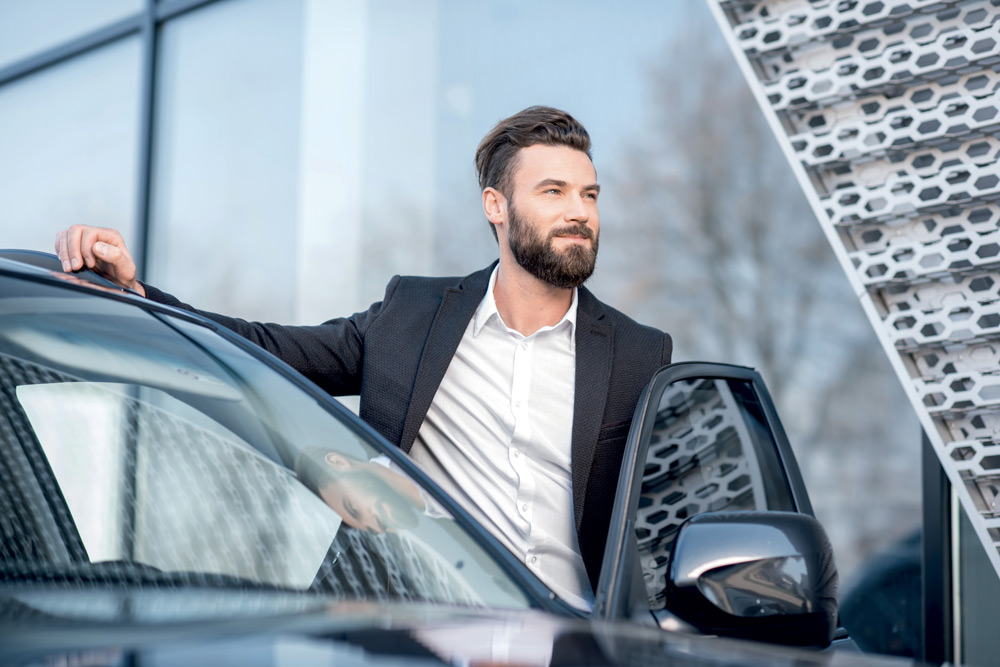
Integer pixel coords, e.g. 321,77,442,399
140,276,402,397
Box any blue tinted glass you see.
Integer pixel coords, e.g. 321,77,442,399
0,0,141,70
0,39,140,253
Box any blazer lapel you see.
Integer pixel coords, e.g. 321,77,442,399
571,288,611,532
398,264,494,453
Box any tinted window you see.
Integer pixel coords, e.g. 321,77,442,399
636,376,796,610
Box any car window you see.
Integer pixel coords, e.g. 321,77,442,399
634,372,799,611
0,279,531,613
18,381,341,589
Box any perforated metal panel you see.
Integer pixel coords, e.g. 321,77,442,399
707,0,1000,576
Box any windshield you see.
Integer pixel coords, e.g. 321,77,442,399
0,274,530,617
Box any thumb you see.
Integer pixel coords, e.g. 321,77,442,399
93,241,120,261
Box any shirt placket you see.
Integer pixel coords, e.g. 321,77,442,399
508,335,537,565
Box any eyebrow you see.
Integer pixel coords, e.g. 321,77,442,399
534,178,601,194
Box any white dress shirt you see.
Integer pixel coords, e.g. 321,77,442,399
408,266,594,610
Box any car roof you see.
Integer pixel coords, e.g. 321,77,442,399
0,249,135,292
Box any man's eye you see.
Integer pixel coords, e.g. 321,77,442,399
344,498,360,519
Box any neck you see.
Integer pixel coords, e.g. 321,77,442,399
493,256,574,337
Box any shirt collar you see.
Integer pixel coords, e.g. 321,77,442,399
474,265,578,348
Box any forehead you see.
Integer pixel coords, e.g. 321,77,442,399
510,144,597,187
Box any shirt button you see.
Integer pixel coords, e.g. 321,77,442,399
515,400,522,408
521,342,528,350
512,449,519,458
522,504,528,512
530,556,538,564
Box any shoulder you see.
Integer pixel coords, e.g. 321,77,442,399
391,264,495,299
578,287,667,338
578,287,673,364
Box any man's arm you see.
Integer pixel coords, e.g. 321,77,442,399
53,225,395,397
141,280,399,396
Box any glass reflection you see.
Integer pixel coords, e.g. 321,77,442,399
636,377,795,610
697,556,811,617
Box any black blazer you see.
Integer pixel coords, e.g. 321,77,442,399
145,264,672,587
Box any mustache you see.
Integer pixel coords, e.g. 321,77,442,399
548,224,595,241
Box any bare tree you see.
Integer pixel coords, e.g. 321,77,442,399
599,15,922,585
604,22,842,406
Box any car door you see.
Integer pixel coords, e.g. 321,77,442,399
593,362,814,624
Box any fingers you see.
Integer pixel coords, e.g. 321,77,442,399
53,225,128,275
80,226,102,269
56,225,89,272
54,228,78,272
93,241,121,263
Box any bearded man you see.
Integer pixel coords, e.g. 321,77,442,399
54,105,672,611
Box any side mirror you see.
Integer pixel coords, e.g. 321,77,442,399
666,511,838,648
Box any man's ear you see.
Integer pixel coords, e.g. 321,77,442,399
483,187,506,230
325,452,353,471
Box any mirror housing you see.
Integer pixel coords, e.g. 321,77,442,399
666,511,838,647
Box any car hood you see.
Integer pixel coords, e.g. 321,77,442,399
0,588,915,667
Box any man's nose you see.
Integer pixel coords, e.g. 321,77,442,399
367,513,387,534
564,195,590,223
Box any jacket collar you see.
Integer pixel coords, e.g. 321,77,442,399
570,287,612,532
397,264,495,452
397,263,612,537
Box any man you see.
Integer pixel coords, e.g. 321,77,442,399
55,105,672,611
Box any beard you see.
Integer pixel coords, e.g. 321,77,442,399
506,202,599,289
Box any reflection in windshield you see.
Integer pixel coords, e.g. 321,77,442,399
0,283,530,613
19,380,343,590
295,450,424,534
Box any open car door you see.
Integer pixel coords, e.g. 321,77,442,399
594,362,838,647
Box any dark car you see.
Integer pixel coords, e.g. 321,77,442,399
0,251,907,666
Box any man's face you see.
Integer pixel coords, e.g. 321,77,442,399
317,452,416,533
503,144,600,289
320,476,398,534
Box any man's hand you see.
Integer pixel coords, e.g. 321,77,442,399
54,225,146,297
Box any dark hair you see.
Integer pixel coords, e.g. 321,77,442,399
294,446,343,495
475,106,592,240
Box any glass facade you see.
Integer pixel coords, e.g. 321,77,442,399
0,0,140,70
0,38,140,253
958,505,1000,664
149,0,692,324
149,0,306,321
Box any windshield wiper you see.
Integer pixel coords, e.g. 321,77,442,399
1,560,307,594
